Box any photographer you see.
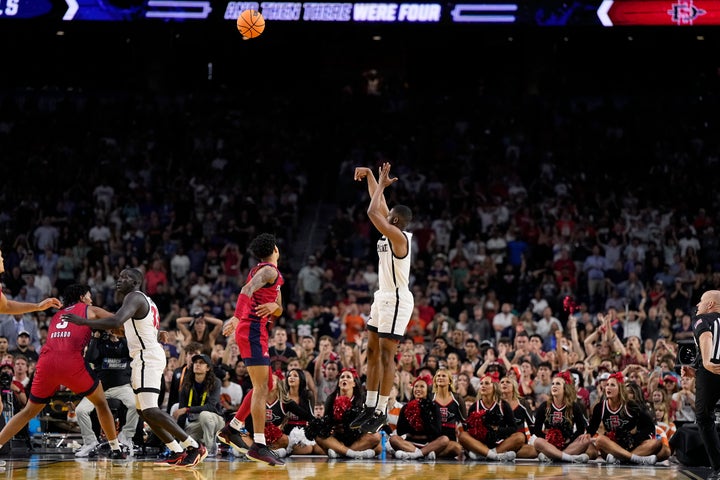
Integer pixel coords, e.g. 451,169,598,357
0,358,27,416
74,330,137,457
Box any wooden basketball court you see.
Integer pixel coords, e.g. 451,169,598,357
0,454,709,480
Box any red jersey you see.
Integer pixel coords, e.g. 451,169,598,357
42,302,92,354
245,262,283,322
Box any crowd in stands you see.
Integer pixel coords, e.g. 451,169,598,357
1,34,719,460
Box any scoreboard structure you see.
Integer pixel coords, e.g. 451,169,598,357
1,0,719,26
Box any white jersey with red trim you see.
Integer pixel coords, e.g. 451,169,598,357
124,291,165,362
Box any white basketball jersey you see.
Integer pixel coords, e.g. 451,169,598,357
377,231,412,292
124,291,165,360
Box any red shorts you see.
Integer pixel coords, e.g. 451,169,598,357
30,353,98,403
235,320,270,366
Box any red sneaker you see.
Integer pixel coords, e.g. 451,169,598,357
177,444,208,467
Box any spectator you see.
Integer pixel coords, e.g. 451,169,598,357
176,308,224,355
296,256,324,309
173,354,224,457
9,331,38,363
144,259,168,297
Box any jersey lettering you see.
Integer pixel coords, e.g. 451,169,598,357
151,305,160,330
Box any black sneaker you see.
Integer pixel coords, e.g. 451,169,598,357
361,411,387,433
217,426,251,454
177,443,208,467
246,443,285,466
154,451,186,465
349,406,375,430
109,449,127,460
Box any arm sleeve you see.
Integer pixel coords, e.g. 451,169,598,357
456,393,468,422
495,401,519,440
586,402,603,436
424,401,443,438
530,402,547,437
694,314,713,337
629,401,656,438
284,399,315,422
569,401,588,441
395,405,411,436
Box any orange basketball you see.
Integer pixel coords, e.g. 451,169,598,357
236,9,265,39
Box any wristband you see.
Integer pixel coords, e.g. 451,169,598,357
234,293,252,320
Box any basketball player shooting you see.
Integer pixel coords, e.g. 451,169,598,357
350,162,413,433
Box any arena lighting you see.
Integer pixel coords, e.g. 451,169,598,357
146,0,213,19
450,3,518,23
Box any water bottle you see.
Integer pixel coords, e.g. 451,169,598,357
28,416,41,435
380,430,387,460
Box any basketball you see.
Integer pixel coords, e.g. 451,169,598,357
236,9,265,39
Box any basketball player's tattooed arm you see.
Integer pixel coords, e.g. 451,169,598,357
255,289,283,318
223,266,279,336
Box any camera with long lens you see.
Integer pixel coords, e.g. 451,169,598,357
677,340,698,366
0,371,13,391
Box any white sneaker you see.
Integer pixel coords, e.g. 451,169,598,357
395,450,410,460
537,452,552,463
75,441,99,458
498,451,516,462
425,451,436,461
273,448,288,458
606,454,621,464
468,451,480,460
635,455,657,465
572,454,589,464
327,449,339,459
359,449,377,459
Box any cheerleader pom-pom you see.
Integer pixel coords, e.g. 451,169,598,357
289,426,316,448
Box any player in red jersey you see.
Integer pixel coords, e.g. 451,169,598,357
217,233,285,466
0,284,125,458
0,248,61,314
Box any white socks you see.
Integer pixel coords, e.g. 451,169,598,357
365,391,378,408
181,437,199,449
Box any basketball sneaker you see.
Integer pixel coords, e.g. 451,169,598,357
247,443,285,466
178,444,208,467
154,451,186,466
360,411,387,433
349,406,376,430
217,426,251,454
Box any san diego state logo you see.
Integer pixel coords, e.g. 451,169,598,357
667,0,707,25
